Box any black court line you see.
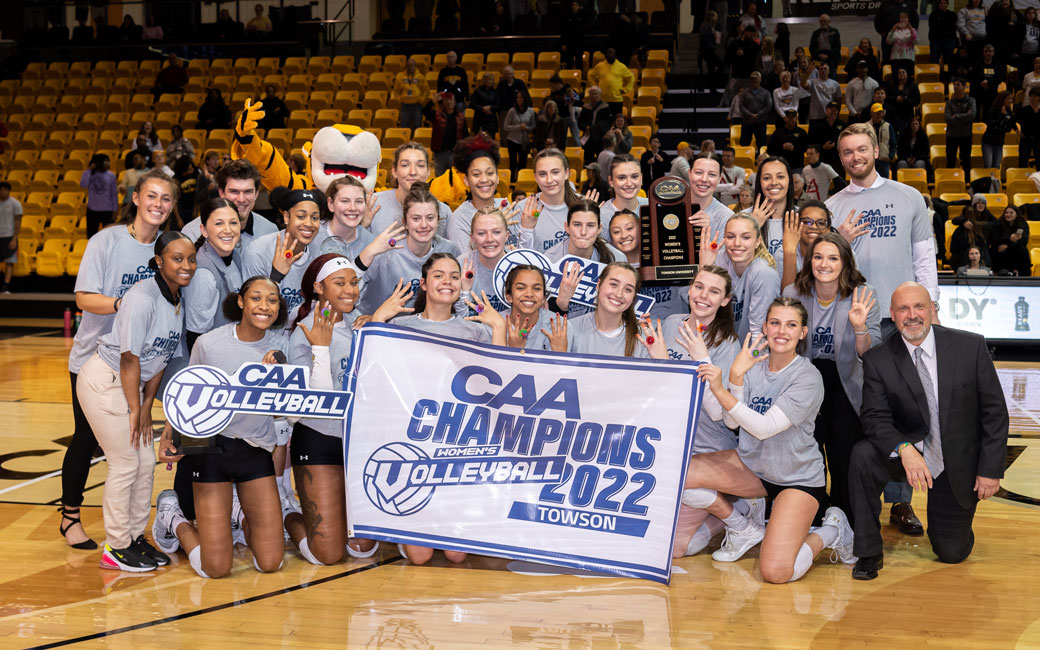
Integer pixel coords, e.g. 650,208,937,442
23,554,405,650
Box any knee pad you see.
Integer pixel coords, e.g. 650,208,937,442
297,537,325,566
188,546,210,579
681,488,718,509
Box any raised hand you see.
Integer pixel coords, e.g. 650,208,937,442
696,362,725,392
299,300,336,346
676,319,710,360
837,209,871,244
556,260,582,311
583,188,600,203
465,291,508,339
520,196,542,229
461,255,476,295
502,200,522,230
638,317,668,359
272,230,303,275
372,279,415,322
782,209,801,253
506,313,532,348
699,228,723,266
730,332,769,379
362,191,381,229
688,209,711,229
847,286,876,332
749,194,776,228
542,313,569,352
358,221,406,267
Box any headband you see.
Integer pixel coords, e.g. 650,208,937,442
284,189,320,208
316,256,362,283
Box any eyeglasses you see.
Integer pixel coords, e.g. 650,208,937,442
800,218,831,228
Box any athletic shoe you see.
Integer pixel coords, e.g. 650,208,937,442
230,490,246,547
822,506,857,565
132,535,171,567
100,543,157,572
711,521,765,562
152,489,182,554
281,492,302,518
745,497,766,527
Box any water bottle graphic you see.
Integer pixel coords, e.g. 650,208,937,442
1015,297,1029,332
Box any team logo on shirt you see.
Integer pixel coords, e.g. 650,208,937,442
812,326,834,356
282,287,303,313
861,208,898,239
162,363,353,438
118,265,155,294
140,330,182,362
543,230,568,252
492,249,656,316
749,396,773,414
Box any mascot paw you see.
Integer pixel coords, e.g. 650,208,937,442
236,99,266,142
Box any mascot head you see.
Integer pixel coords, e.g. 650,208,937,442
304,124,381,194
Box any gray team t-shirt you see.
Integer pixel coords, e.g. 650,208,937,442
719,256,780,340
503,308,573,352
825,177,933,314
368,189,451,238
96,277,184,381
567,313,650,358
458,249,510,314
181,211,279,253
600,197,649,243
516,196,571,253
182,241,243,335
317,221,375,262
69,225,158,373
289,310,358,439
0,197,23,237
357,237,460,314
736,354,826,487
189,323,288,451
810,297,837,361
393,313,492,342
242,230,321,330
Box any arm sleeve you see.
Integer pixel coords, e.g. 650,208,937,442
726,401,794,440
308,345,333,390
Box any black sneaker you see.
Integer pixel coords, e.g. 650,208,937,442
132,535,171,567
100,543,157,572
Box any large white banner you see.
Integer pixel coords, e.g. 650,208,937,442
343,323,704,584
939,279,1039,342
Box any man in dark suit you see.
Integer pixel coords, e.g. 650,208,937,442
848,282,1008,580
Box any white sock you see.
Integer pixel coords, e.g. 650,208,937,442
297,537,325,565
721,508,750,532
732,498,750,517
685,516,725,556
814,523,839,548
188,546,210,579
787,543,815,582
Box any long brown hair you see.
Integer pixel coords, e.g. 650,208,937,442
567,199,615,263
533,147,581,207
598,262,642,357
401,182,441,227
793,232,866,299
412,252,460,314
766,296,809,355
692,265,738,349
118,170,180,225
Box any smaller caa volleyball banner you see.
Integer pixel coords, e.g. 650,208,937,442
343,323,704,583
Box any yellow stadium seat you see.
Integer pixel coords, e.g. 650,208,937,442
307,56,331,76
531,69,553,88
10,151,40,171
636,87,662,111
313,73,341,93
630,126,652,150
361,92,387,112
461,53,485,75
640,68,667,90
646,50,670,70
382,127,411,148
35,239,70,277
939,192,971,203
512,52,535,73
970,168,1000,184
486,53,510,73
920,102,945,127
413,127,432,147
292,128,319,149
347,109,373,129
373,109,399,131
309,90,334,112
367,72,395,93
933,168,965,197
980,193,1008,210
383,55,406,75
315,109,343,128
536,52,560,70
334,90,359,113
528,87,549,109
58,170,86,193
515,169,538,193
331,55,355,76
67,238,89,275
915,64,940,83
231,57,257,76
919,82,944,104
1013,193,1040,206
257,57,281,76
28,169,60,191
342,73,367,94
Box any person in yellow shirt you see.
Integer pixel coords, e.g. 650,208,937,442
245,4,272,35
395,57,428,130
588,47,635,116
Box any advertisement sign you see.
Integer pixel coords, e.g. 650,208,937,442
787,0,883,17
939,278,1039,343
343,323,703,583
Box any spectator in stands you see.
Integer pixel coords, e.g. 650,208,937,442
809,101,847,173
588,48,635,117
846,62,880,119
734,185,754,212
763,59,785,92
0,182,19,294
791,172,812,208
166,125,195,166
151,150,173,177
885,68,919,138
534,100,568,152
1017,88,1040,166
699,10,724,82
197,88,232,132
739,1,765,40
844,38,882,84
726,25,761,105
802,143,843,200
201,150,221,185
216,8,242,40
172,155,207,226
287,152,307,176
670,141,693,179
958,0,987,60
608,114,633,155
759,37,777,77
946,78,977,175
896,116,930,171
768,109,809,169
809,14,841,63
118,14,139,41
480,1,511,34
930,0,959,75
548,74,581,146
256,85,288,131
496,66,529,127
561,1,587,70
738,71,773,150
72,16,94,43
609,12,639,68
791,56,815,121
699,139,717,155
868,104,897,178
142,15,164,41
957,245,992,274
875,0,918,62
885,12,917,79
986,0,1018,63
641,134,669,190
124,134,154,170
395,58,427,131
990,205,1032,276
581,162,610,199
717,147,747,206
134,121,163,152
245,3,273,36
80,154,117,237
503,91,535,178
121,152,150,205
858,88,888,124
802,62,840,128
151,53,188,101
1015,9,1040,72
773,72,802,124
982,91,1019,170
597,134,617,174
578,86,612,164
471,73,500,138
774,22,792,66
433,92,469,176
972,45,1005,121
950,198,996,269
438,51,470,110
1022,56,1040,105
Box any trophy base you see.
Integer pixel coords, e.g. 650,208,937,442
172,430,223,455
641,264,699,282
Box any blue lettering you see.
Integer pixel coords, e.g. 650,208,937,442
406,399,439,441
451,365,502,404
629,427,660,470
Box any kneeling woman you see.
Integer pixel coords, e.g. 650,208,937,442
501,264,569,351
285,253,377,564
154,276,292,578
371,253,507,564
79,231,195,572
683,298,856,583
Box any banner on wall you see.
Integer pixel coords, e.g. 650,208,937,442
787,0,883,17
342,323,704,584
939,278,1040,343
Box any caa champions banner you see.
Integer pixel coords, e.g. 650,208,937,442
343,323,704,584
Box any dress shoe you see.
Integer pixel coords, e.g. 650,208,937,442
852,553,884,580
889,502,924,535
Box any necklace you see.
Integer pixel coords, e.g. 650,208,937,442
127,221,157,244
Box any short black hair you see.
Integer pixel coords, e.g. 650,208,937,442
0,181,10,191
222,275,288,328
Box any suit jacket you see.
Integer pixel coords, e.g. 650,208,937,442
860,325,1008,509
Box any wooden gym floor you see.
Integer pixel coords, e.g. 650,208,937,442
1,327,1040,649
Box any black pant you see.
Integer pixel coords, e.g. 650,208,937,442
812,359,863,522
1020,135,1040,168
61,372,99,508
607,101,624,117
507,141,528,181
85,209,110,237
848,440,977,562
739,120,768,150
946,135,972,176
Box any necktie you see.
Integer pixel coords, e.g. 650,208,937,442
914,347,944,477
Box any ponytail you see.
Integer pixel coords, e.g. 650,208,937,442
727,213,776,270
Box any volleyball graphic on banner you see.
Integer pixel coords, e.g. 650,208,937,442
363,442,437,516
163,366,235,438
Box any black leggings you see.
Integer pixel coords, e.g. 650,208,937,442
61,372,99,508
811,358,864,522
85,209,110,237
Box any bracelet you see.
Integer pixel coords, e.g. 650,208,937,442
853,329,868,336
896,441,912,455
113,297,121,312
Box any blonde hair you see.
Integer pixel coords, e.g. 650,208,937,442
837,122,879,150
726,213,776,269
469,206,509,249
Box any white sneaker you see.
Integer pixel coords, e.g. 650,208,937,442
281,493,302,518
745,497,766,527
711,521,765,562
230,490,245,547
151,489,181,554
822,506,857,565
